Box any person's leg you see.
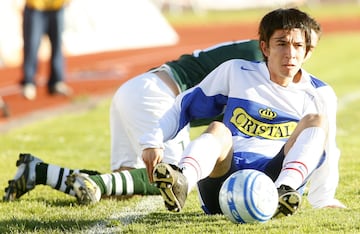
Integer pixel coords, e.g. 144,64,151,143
268,114,328,218
21,7,45,99
47,8,64,87
3,153,100,201
179,121,233,190
65,167,160,204
110,72,190,171
4,153,158,204
197,160,238,214
90,168,159,196
275,114,327,190
22,7,44,85
110,82,143,171
153,121,234,212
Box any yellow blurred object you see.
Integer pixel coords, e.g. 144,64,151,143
26,0,70,11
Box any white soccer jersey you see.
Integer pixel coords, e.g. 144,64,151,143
141,59,341,208
158,59,322,149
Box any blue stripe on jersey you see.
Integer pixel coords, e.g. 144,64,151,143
310,75,327,88
179,87,227,129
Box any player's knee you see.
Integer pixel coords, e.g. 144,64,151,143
205,121,233,155
302,114,328,130
206,121,232,141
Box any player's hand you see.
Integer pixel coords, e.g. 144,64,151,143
142,148,163,182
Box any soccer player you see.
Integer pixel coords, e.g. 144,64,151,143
140,8,345,218
110,14,320,172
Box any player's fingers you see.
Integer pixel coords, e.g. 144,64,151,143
144,159,154,182
142,148,163,183
148,167,154,183
142,151,153,182
149,162,156,182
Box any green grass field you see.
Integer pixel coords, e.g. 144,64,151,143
1,4,360,234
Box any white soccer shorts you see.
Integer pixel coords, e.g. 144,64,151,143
110,71,190,171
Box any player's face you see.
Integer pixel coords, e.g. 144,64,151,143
261,29,307,86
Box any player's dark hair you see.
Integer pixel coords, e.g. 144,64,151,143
309,16,322,37
258,8,313,61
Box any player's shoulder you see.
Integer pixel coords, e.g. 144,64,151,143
303,70,337,98
302,69,331,88
309,76,336,97
309,75,328,88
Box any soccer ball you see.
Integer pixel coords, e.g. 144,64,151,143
218,169,278,224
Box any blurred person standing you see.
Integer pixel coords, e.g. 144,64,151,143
21,0,72,100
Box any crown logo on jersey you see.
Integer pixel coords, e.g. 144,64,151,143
258,108,277,120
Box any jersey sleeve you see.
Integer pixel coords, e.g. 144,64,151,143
140,60,235,149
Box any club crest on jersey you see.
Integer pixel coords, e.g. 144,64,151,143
258,108,277,120
230,107,297,139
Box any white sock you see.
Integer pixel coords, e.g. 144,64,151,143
100,171,134,196
46,164,79,196
275,127,326,189
179,133,221,193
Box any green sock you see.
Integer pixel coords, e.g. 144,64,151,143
130,168,159,195
89,168,159,196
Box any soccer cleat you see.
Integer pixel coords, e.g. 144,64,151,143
273,184,302,218
153,163,188,212
66,173,101,205
3,153,43,201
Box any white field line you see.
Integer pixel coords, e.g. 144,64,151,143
84,195,163,234
338,91,360,112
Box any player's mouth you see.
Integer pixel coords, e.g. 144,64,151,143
283,63,296,67
282,63,297,70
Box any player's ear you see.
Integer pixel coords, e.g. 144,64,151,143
260,41,269,58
